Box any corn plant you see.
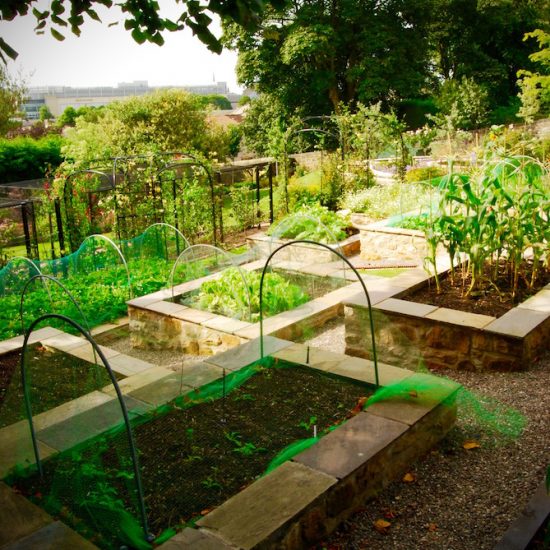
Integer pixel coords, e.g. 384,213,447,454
424,155,549,298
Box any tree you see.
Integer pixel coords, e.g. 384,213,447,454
518,29,550,121
0,64,26,136
428,0,546,107
61,89,231,165
39,105,54,121
0,0,286,63
433,77,490,130
223,0,432,116
196,94,232,110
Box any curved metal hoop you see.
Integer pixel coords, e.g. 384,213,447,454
259,239,379,387
20,312,151,542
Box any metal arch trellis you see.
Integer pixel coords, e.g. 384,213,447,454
156,153,218,247
113,152,219,246
258,240,380,388
283,116,345,212
62,169,115,253
20,312,152,543
139,222,191,262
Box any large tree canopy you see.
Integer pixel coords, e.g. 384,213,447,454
224,0,432,114
0,0,286,62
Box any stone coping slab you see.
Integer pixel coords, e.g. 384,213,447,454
159,527,236,549
486,307,550,338
294,411,409,479
426,307,496,329
196,461,337,550
206,336,293,371
2,520,98,549
0,481,52,547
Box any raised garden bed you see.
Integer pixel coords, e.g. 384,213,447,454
247,230,360,263
128,260,359,355
352,214,431,265
344,262,550,371
0,336,460,550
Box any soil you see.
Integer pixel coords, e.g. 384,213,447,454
12,362,372,548
0,344,123,428
405,263,550,318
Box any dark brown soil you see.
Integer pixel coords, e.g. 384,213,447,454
0,344,122,428
405,264,550,318
12,362,372,548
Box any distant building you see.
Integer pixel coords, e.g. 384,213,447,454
23,81,233,119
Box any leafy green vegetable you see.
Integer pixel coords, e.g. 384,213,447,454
267,205,349,242
195,268,310,321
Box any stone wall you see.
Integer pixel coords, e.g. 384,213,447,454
129,306,245,355
359,226,428,263
344,304,549,371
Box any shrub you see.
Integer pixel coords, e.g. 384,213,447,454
405,166,446,183
0,135,63,183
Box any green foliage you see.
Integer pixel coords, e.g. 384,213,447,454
388,214,429,231
268,204,349,242
518,29,550,121
433,77,490,130
341,180,437,220
0,65,26,136
405,166,446,184
196,94,232,110
38,105,53,121
196,267,310,322
56,105,102,128
0,0,287,62
0,135,63,183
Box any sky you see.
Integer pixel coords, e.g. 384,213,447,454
0,1,241,92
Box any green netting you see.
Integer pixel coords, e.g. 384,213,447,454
0,224,190,341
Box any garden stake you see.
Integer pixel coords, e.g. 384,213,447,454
306,345,310,364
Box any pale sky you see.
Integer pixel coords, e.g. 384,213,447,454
0,1,241,92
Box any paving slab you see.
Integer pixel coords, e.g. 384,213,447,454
0,482,52,547
293,411,408,479
40,333,87,351
343,287,400,308
37,396,151,451
517,289,550,313
425,307,495,329
157,527,236,549
0,421,57,478
329,357,415,387
129,362,224,406
389,268,431,289
485,307,550,338
2,520,98,549
146,300,189,316
201,316,252,334
0,338,24,355
170,307,217,324
375,298,438,317
206,336,293,371
365,399,435,426
101,366,173,396
197,461,336,549
66,343,121,363
90,323,119,336
107,353,155,376
316,282,363,307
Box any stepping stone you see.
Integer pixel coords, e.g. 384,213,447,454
2,520,97,549
37,396,151,451
0,482,52,547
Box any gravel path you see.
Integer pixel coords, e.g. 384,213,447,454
302,322,550,550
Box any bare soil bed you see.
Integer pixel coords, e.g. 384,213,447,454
10,361,373,548
405,264,550,318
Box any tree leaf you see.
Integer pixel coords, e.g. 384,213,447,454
463,440,481,450
50,28,65,41
402,472,415,483
374,519,391,533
